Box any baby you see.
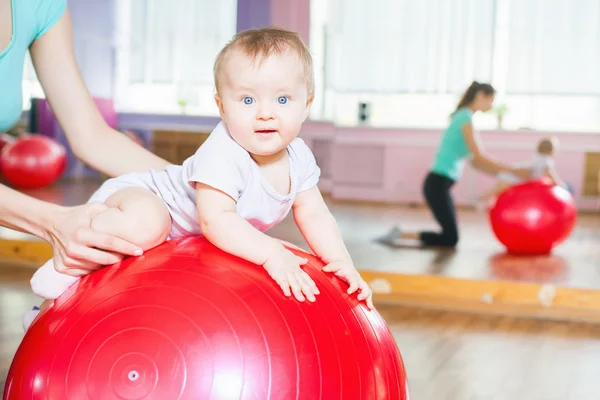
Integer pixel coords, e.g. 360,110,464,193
24,26,373,329
478,136,566,205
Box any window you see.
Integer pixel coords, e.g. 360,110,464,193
310,0,600,132
498,0,600,132
20,0,237,116
21,54,44,111
114,0,237,115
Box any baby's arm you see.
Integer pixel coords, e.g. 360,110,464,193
195,183,319,302
292,186,373,309
545,165,567,188
292,187,350,264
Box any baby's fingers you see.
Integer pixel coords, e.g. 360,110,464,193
287,273,306,302
357,280,375,310
366,294,375,310
276,277,292,298
305,272,320,295
346,278,360,295
296,256,308,265
296,270,318,302
322,264,339,273
356,280,369,299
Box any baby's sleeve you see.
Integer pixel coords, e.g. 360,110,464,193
294,139,321,193
188,134,248,202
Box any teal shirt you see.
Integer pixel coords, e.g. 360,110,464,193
0,0,67,132
430,107,473,181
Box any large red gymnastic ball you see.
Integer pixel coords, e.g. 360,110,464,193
4,236,410,400
489,179,577,255
0,133,15,173
0,134,67,189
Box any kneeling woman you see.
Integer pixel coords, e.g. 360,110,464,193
377,82,529,247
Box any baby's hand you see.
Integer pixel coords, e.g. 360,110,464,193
263,247,320,302
323,260,374,310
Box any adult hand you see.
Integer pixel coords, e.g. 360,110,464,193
43,202,143,277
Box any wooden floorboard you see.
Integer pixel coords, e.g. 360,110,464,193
378,305,600,400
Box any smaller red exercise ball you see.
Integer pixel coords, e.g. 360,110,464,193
0,133,15,173
489,179,577,255
0,134,67,189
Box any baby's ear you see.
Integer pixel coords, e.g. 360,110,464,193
214,94,225,118
302,95,315,121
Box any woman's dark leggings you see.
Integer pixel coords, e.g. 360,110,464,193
419,172,459,247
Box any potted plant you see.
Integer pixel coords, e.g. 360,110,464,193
492,104,508,129
177,98,188,114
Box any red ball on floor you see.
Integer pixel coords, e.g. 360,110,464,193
0,133,15,173
489,179,577,255
0,134,67,189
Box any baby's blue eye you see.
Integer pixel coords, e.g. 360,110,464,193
243,97,254,105
277,96,288,104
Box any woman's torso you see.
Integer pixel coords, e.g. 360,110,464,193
0,0,66,132
430,107,473,181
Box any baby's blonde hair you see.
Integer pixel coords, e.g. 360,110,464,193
213,26,314,96
537,137,558,155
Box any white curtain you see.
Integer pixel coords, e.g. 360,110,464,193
505,0,600,95
127,0,237,87
324,0,496,94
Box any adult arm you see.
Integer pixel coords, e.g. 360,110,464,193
462,122,529,179
29,9,170,177
0,185,143,275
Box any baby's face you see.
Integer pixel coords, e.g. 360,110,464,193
215,49,312,159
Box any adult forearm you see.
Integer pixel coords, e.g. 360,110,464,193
73,126,170,178
0,184,57,238
471,155,513,176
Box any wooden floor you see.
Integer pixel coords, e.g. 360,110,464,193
3,179,600,289
270,202,600,289
2,180,600,397
2,179,600,322
1,264,599,399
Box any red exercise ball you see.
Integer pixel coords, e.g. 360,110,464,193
4,236,410,400
0,135,67,189
0,133,15,173
489,179,577,255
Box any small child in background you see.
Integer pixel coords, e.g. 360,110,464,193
24,26,373,329
478,136,566,206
